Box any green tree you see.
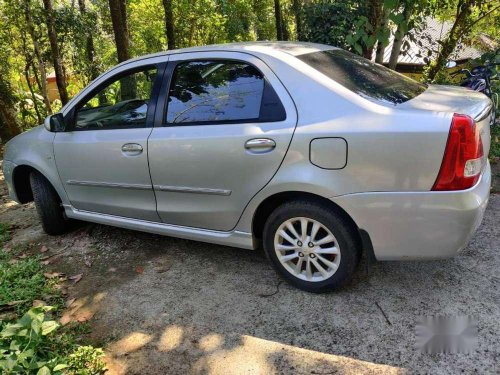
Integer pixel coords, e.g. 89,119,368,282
424,0,500,81
42,0,69,105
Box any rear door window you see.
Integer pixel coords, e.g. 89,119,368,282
297,49,427,105
165,60,285,125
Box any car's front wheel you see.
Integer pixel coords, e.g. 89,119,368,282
30,171,70,235
263,200,361,293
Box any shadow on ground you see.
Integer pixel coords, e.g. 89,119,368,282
1,159,499,374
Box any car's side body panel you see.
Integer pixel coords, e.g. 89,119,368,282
53,128,160,221
51,58,168,221
148,51,298,231
233,51,452,234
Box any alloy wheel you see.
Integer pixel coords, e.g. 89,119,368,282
273,217,341,282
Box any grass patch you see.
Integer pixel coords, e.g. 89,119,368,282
0,223,10,244
0,248,57,314
0,239,105,374
490,125,500,162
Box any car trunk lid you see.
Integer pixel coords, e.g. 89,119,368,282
399,84,492,157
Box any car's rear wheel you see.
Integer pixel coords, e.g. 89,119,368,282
263,200,361,292
30,171,69,235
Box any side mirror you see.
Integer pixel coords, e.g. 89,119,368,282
43,113,66,132
446,61,457,68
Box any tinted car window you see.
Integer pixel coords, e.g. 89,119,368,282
297,50,427,105
75,68,157,130
166,61,265,124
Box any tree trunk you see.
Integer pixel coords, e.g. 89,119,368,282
24,62,43,124
388,2,414,70
388,33,404,70
0,80,21,143
424,1,471,81
24,0,52,114
162,0,175,50
375,8,390,63
42,0,69,105
77,0,99,82
274,0,284,40
108,0,131,63
363,0,383,60
292,0,302,40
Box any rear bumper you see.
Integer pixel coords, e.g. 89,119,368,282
1,160,18,203
333,162,491,260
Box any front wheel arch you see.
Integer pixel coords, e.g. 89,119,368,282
12,165,37,203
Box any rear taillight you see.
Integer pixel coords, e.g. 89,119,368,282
432,114,484,191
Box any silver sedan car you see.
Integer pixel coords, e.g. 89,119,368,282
2,42,492,292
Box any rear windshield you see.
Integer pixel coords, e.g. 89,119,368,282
297,49,427,105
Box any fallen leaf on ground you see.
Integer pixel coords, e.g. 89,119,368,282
17,253,27,259
0,311,17,321
32,300,47,307
155,266,171,273
135,266,144,274
8,259,18,265
69,273,83,283
41,255,60,265
84,259,92,268
65,298,76,308
44,272,64,279
108,267,117,272
40,245,48,253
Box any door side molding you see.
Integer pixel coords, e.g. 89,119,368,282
153,185,232,196
67,180,152,190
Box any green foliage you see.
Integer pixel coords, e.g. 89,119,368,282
301,0,361,50
0,306,64,374
0,223,10,244
65,346,106,375
0,307,106,375
0,239,105,375
491,126,500,161
0,248,54,314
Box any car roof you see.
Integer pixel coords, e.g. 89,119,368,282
125,41,338,64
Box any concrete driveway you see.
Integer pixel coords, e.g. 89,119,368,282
1,160,499,374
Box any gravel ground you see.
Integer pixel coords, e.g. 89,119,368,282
1,159,499,375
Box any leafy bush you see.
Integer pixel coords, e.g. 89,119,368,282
0,307,106,375
0,306,66,374
66,346,106,375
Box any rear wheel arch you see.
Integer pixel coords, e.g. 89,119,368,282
252,191,376,261
252,191,359,239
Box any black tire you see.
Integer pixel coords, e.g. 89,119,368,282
263,200,361,293
30,171,69,235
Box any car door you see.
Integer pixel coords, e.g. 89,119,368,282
148,52,297,231
53,62,166,222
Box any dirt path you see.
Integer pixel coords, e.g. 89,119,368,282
1,159,499,374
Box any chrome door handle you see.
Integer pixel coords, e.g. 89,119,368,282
245,138,276,152
122,143,143,155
